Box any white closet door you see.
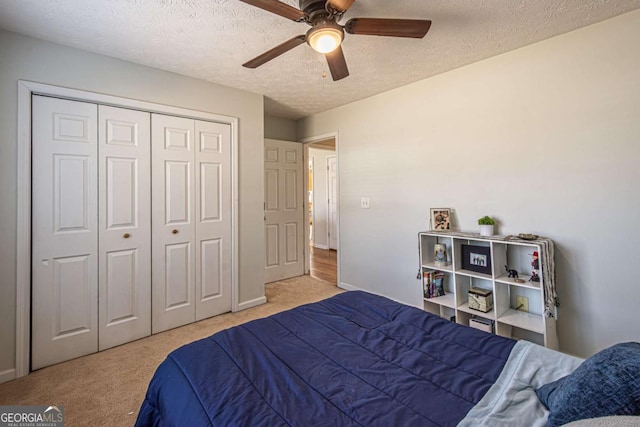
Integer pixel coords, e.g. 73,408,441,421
151,114,196,333
194,121,232,320
98,105,151,350
32,95,98,369
264,139,304,283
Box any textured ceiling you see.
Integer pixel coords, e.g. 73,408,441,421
1,0,639,119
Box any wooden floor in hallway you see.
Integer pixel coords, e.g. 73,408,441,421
310,246,337,285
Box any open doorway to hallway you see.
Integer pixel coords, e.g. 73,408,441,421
306,137,338,285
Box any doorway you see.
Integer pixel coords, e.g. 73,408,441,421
305,137,338,285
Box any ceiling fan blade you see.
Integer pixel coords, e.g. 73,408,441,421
243,35,306,68
239,0,305,21
325,46,349,81
345,18,432,38
326,0,355,12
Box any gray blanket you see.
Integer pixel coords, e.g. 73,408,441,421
459,340,583,426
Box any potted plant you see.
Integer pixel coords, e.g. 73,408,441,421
478,216,496,236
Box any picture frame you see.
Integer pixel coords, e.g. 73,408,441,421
430,208,451,231
461,244,492,275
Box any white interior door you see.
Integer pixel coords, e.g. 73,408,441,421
31,94,235,366
151,114,196,333
31,95,98,369
264,139,304,283
327,156,338,250
151,115,232,331
98,105,151,350
194,120,232,320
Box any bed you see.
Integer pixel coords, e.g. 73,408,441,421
136,291,638,426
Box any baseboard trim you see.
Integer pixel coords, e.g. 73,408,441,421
313,243,329,250
338,282,361,291
0,368,16,384
237,296,267,311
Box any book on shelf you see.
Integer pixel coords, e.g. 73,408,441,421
469,316,494,333
423,268,445,299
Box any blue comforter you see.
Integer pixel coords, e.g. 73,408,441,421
136,291,515,426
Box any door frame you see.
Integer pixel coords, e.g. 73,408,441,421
16,80,240,378
326,155,337,250
301,133,340,284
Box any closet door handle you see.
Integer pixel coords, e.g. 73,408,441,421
123,233,130,239
172,229,178,234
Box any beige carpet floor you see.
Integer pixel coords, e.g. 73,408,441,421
0,275,342,426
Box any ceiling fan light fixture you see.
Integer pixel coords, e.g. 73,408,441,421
307,25,344,54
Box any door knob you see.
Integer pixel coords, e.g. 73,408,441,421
172,229,178,234
123,233,130,239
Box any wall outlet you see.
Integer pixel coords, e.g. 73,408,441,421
360,197,370,209
516,296,529,312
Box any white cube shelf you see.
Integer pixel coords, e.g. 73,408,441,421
419,231,558,349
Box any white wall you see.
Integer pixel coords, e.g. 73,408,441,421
0,30,265,377
298,10,640,358
309,147,335,249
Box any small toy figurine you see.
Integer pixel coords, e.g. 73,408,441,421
529,271,540,282
505,265,518,278
531,251,539,270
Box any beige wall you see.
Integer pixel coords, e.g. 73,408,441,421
0,30,265,377
264,114,297,141
298,10,640,358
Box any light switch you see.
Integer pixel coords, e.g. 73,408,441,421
360,197,370,209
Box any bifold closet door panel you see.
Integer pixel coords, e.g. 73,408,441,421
194,121,232,320
31,97,233,366
98,105,151,351
151,114,197,333
31,95,99,370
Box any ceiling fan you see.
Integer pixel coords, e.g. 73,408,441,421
239,0,432,81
